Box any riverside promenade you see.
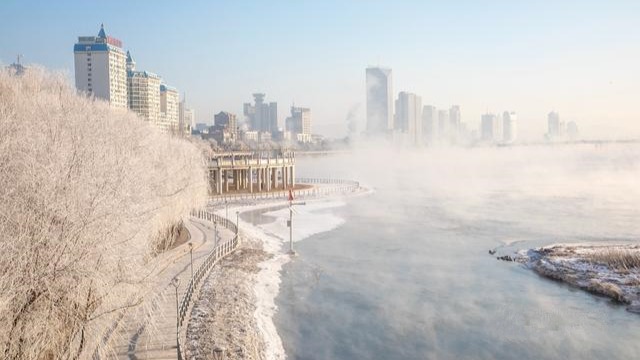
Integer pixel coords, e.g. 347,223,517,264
103,178,362,359
106,216,237,359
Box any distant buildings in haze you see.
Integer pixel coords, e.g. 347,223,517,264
360,65,590,146
422,105,438,144
566,121,579,140
73,29,584,146
285,106,312,143
365,66,476,146
481,113,499,142
479,111,517,144
547,111,562,139
209,111,238,145
417,105,467,146
244,93,278,136
502,111,517,144
238,93,315,145
179,100,194,136
546,111,579,141
394,92,422,145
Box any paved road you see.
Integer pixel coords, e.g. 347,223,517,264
106,217,235,359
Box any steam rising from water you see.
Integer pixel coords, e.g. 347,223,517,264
273,143,640,360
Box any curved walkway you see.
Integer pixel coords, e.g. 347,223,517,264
107,218,236,359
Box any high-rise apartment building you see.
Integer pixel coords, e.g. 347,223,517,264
502,111,517,143
160,84,180,133
127,70,161,125
212,111,238,144
547,111,562,139
179,100,194,136
75,25,186,135
438,110,450,138
395,92,422,145
268,102,278,133
214,111,238,135
481,113,498,142
285,106,312,142
127,51,161,126
244,93,278,135
422,105,438,144
366,67,393,135
183,108,195,135
74,24,127,108
449,105,461,141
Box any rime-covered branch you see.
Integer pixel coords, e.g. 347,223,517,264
0,67,207,359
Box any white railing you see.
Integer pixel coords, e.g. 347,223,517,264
210,157,295,168
209,177,361,203
176,210,240,359
177,178,361,358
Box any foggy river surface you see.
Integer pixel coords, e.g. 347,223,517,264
261,144,640,360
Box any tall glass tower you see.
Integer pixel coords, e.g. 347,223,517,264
366,67,393,135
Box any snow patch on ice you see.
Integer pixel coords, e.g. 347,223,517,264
257,200,346,244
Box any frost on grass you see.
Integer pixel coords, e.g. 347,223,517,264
0,67,207,359
186,240,270,360
510,244,640,313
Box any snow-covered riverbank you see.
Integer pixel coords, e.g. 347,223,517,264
503,243,640,314
185,195,355,359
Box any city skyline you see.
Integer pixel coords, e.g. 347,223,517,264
2,1,639,140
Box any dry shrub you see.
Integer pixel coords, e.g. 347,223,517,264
586,248,640,271
586,279,628,303
153,219,188,253
0,67,207,359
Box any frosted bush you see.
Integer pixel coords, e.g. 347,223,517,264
0,67,207,359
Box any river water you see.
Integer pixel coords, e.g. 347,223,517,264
262,144,640,359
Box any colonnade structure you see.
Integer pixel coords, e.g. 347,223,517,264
208,151,295,195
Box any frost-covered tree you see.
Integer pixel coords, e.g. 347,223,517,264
0,67,207,359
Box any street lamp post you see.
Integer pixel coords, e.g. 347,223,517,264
188,242,193,280
214,221,218,247
171,277,180,358
225,200,229,220
287,189,305,255
236,211,240,235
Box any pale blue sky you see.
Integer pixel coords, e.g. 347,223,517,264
1,0,639,139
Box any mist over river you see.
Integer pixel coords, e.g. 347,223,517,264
254,144,640,360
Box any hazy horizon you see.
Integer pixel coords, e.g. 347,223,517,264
1,0,639,141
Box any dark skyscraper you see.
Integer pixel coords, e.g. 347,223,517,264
244,93,278,135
